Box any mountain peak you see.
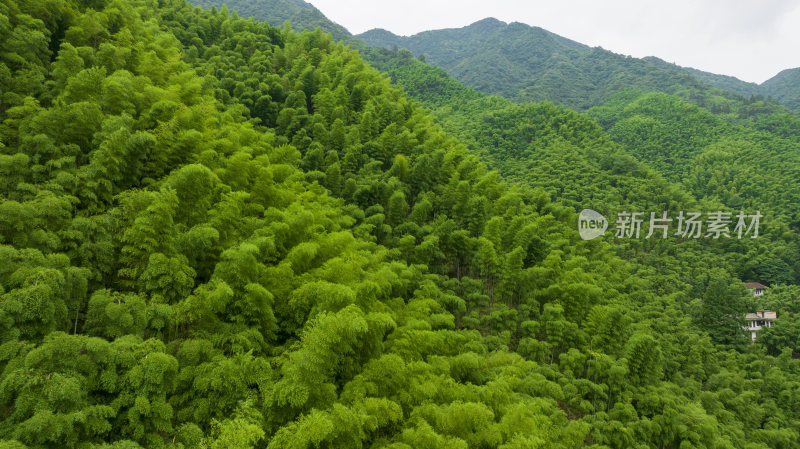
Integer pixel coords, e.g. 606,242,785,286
462,17,507,33
188,0,352,39
470,17,506,26
359,28,398,38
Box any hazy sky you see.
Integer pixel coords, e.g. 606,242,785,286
309,0,800,84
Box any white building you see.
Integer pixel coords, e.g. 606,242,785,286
745,282,767,296
744,310,776,342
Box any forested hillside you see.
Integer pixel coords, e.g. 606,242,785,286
182,0,800,115
679,66,762,99
761,68,800,113
188,0,351,41
360,19,800,115
3,0,800,448
359,42,800,356
367,49,800,286
357,19,768,112
200,0,800,308
682,67,800,114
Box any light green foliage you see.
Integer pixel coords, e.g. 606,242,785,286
1,0,799,447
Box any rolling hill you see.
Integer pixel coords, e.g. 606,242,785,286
3,0,800,447
189,0,352,40
359,18,800,113
187,0,800,113
358,18,742,110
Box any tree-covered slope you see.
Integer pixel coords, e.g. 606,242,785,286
357,19,760,112
679,65,763,99
681,67,800,115
188,0,800,351
187,0,351,40
182,0,800,115
368,48,800,411
3,0,800,448
367,49,800,286
762,67,800,113
590,91,800,281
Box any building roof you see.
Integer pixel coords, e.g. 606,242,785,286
745,282,767,289
746,311,777,320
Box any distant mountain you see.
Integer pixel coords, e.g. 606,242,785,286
677,65,762,98
762,68,800,113
365,47,800,287
357,19,736,110
359,19,800,113
188,1,800,114
676,64,800,113
188,0,351,40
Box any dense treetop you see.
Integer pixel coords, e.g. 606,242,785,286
1,0,800,448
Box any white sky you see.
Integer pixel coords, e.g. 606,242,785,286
309,0,800,84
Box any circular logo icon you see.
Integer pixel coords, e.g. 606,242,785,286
578,209,608,240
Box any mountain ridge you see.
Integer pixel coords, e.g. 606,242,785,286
189,0,352,40
360,17,589,53
357,18,734,109
187,0,799,112
357,18,800,112
4,0,800,446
